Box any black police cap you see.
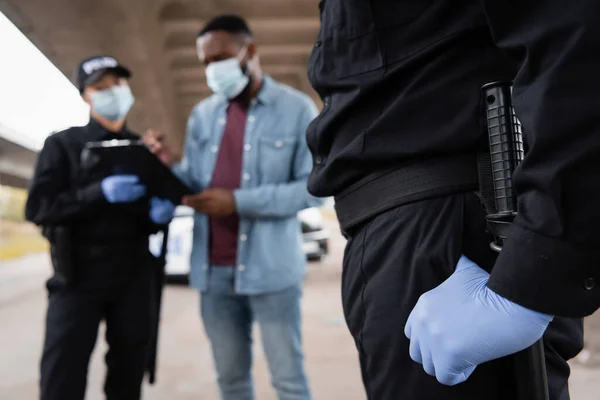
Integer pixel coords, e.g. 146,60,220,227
75,55,131,93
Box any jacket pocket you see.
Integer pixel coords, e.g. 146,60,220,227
371,0,432,29
319,0,383,79
187,133,210,182
258,137,297,184
317,0,433,79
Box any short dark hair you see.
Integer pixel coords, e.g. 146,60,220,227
198,15,253,38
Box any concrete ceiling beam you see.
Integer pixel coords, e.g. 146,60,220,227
167,44,313,63
163,17,320,38
164,27,318,49
159,0,319,21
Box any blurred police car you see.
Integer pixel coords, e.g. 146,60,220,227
150,206,329,280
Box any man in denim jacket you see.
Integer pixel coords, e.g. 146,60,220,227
146,15,322,400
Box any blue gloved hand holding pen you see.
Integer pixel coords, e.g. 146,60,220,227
404,255,554,386
149,197,175,225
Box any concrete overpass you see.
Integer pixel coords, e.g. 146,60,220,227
0,123,37,189
0,0,320,161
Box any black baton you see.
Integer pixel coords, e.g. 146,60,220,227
146,226,169,384
480,82,549,400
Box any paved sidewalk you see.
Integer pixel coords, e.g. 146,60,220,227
0,250,366,399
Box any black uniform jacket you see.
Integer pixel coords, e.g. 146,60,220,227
25,118,159,244
307,0,600,317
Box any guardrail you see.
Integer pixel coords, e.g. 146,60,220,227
0,185,48,261
0,184,27,222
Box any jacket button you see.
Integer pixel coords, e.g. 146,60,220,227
315,40,322,48
238,265,246,272
584,278,596,290
315,156,323,165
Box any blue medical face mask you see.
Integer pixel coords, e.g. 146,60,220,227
89,85,135,121
205,47,250,99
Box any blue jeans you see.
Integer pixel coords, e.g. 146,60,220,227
200,266,311,400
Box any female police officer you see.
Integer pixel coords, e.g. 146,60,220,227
26,55,175,400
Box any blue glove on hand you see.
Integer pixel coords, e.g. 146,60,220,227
149,197,175,225
404,255,553,386
101,175,147,203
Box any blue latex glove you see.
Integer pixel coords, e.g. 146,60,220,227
404,255,553,386
101,175,147,203
149,197,175,225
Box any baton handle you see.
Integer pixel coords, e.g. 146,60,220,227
483,82,524,217
482,82,549,400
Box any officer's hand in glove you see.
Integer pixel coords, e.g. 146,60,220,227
101,175,147,203
149,197,175,225
404,255,553,386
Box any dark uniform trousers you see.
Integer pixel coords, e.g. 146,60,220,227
342,192,584,400
40,245,153,400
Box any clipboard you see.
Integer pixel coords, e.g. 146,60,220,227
85,139,193,205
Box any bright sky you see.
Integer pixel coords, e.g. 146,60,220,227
0,11,89,151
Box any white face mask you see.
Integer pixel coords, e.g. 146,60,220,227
205,47,250,99
89,85,135,121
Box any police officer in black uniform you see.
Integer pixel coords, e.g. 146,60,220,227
307,2,599,399
25,55,175,400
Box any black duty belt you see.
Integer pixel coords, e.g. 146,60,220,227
334,154,479,232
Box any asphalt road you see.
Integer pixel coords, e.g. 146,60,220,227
1,222,599,399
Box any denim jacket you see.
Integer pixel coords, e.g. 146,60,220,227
174,76,324,294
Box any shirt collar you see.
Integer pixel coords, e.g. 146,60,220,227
255,75,277,105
